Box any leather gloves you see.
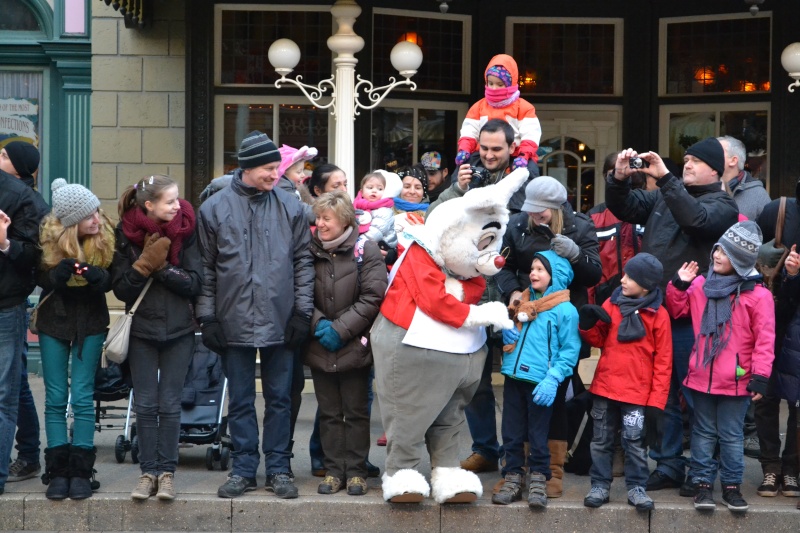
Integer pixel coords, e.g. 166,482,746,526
746,374,769,396
513,156,528,169
551,234,580,262
78,263,105,285
758,238,785,269
502,328,520,345
51,258,77,287
645,406,664,450
284,312,311,350
579,304,611,330
133,233,170,277
200,318,228,355
532,369,563,407
455,150,471,166
315,319,344,352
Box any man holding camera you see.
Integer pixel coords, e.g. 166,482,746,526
605,138,739,493
427,119,538,216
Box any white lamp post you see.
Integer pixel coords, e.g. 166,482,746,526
268,0,423,196
781,42,800,93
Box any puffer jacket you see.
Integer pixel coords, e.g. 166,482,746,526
363,206,397,248
581,295,673,409
306,229,387,373
606,172,739,290
666,275,775,396
775,273,800,404
196,170,314,347
500,251,580,384
111,224,203,342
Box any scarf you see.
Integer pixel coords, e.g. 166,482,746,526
503,287,571,353
319,226,353,251
121,198,196,266
485,85,520,108
394,197,430,213
698,270,745,367
67,222,115,287
353,191,394,210
610,286,663,342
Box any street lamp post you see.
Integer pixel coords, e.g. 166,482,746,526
267,0,423,196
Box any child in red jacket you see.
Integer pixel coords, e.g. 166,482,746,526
666,220,774,514
579,252,673,512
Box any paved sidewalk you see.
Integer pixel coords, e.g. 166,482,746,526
1,375,797,532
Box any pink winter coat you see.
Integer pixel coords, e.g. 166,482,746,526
665,275,774,396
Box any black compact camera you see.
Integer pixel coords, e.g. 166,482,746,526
468,166,491,189
629,157,650,169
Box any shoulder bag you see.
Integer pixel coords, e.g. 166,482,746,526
28,292,52,335
102,278,153,365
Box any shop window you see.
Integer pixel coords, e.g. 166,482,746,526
661,13,771,95
0,70,43,185
0,0,42,31
508,17,622,96
538,136,596,213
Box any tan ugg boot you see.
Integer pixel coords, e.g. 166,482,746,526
546,440,567,498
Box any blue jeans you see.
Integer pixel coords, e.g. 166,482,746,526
464,345,501,462
589,396,649,490
649,318,694,482
222,344,293,478
690,392,750,485
39,333,104,449
0,303,26,489
16,303,40,464
500,377,553,478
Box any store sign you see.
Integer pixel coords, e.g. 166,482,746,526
0,98,39,145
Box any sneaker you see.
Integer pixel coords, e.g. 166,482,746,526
743,436,760,458
460,452,498,473
491,472,523,505
583,486,610,508
721,483,749,513
527,472,548,509
346,476,368,496
156,472,175,500
266,472,299,499
131,473,158,500
693,483,716,511
781,473,799,497
7,458,41,482
646,470,682,491
679,479,696,497
757,472,780,497
317,475,343,495
627,486,655,511
217,474,257,498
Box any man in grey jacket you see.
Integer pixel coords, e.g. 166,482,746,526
718,136,771,222
197,130,314,499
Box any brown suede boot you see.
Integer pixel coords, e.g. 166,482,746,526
546,440,567,498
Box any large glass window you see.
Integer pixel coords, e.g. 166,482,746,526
538,136,596,214
0,71,43,186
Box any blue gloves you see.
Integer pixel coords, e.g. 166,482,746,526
315,319,344,352
532,368,563,407
502,328,520,345
455,150,471,166
513,156,528,169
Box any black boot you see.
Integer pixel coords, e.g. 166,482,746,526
42,444,71,500
68,446,97,500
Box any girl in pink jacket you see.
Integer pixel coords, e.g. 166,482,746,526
666,220,774,514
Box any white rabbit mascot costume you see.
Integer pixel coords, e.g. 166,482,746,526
372,168,528,504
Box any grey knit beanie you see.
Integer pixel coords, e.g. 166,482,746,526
51,178,100,227
714,220,762,277
238,130,281,170
623,252,663,292
521,176,567,213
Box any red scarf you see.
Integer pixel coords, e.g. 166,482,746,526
121,198,196,265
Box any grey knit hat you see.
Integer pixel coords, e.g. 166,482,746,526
51,178,100,227
521,176,567,213
714,220,762,277
623,252,663,292
238,130,281,170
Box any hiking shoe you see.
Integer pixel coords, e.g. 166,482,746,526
646,470,681,491
460,452,498,473
491,472,523,505
266,472,298,499
157,472,175,500
743,436,760,458
612,445,625,477
217,474,257,498
693,483,715,511
583,486,610,508
679,479,696,497
528,472,548,509
318,475,343,495
346,476,368,496
781,473,799,497
757,472,780,496
131,473,158,500
7,458,41,482
628,486,655,511
366,459,380,478
722,484,749,513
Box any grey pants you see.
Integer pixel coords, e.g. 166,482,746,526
371,314,486,476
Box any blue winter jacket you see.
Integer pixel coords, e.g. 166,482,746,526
500,250,581,384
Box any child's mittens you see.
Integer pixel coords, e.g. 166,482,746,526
513,156,528,169
532,368,563,407
455,150,471,166
579,304,611,330
746,374,769,396
502,328,520,346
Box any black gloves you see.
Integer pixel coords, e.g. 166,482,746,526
671,272,691,291
645,406,664,450
51,258,77,287
284,312,311,350
746,374,769,396
200,318,228,355
579,304,611,330
78,263,105,285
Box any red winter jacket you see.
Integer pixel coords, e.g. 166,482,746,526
580,298,673,409
587,202,643,304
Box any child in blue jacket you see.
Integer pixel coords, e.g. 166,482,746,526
494,250,581,509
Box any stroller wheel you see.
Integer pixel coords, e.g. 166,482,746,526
114,435,127,463
205,447,215,470
220,446,231,471
131,435,140,464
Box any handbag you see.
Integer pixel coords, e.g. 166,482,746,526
28,292,52,335
760,196,790,293
102,278,153,365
